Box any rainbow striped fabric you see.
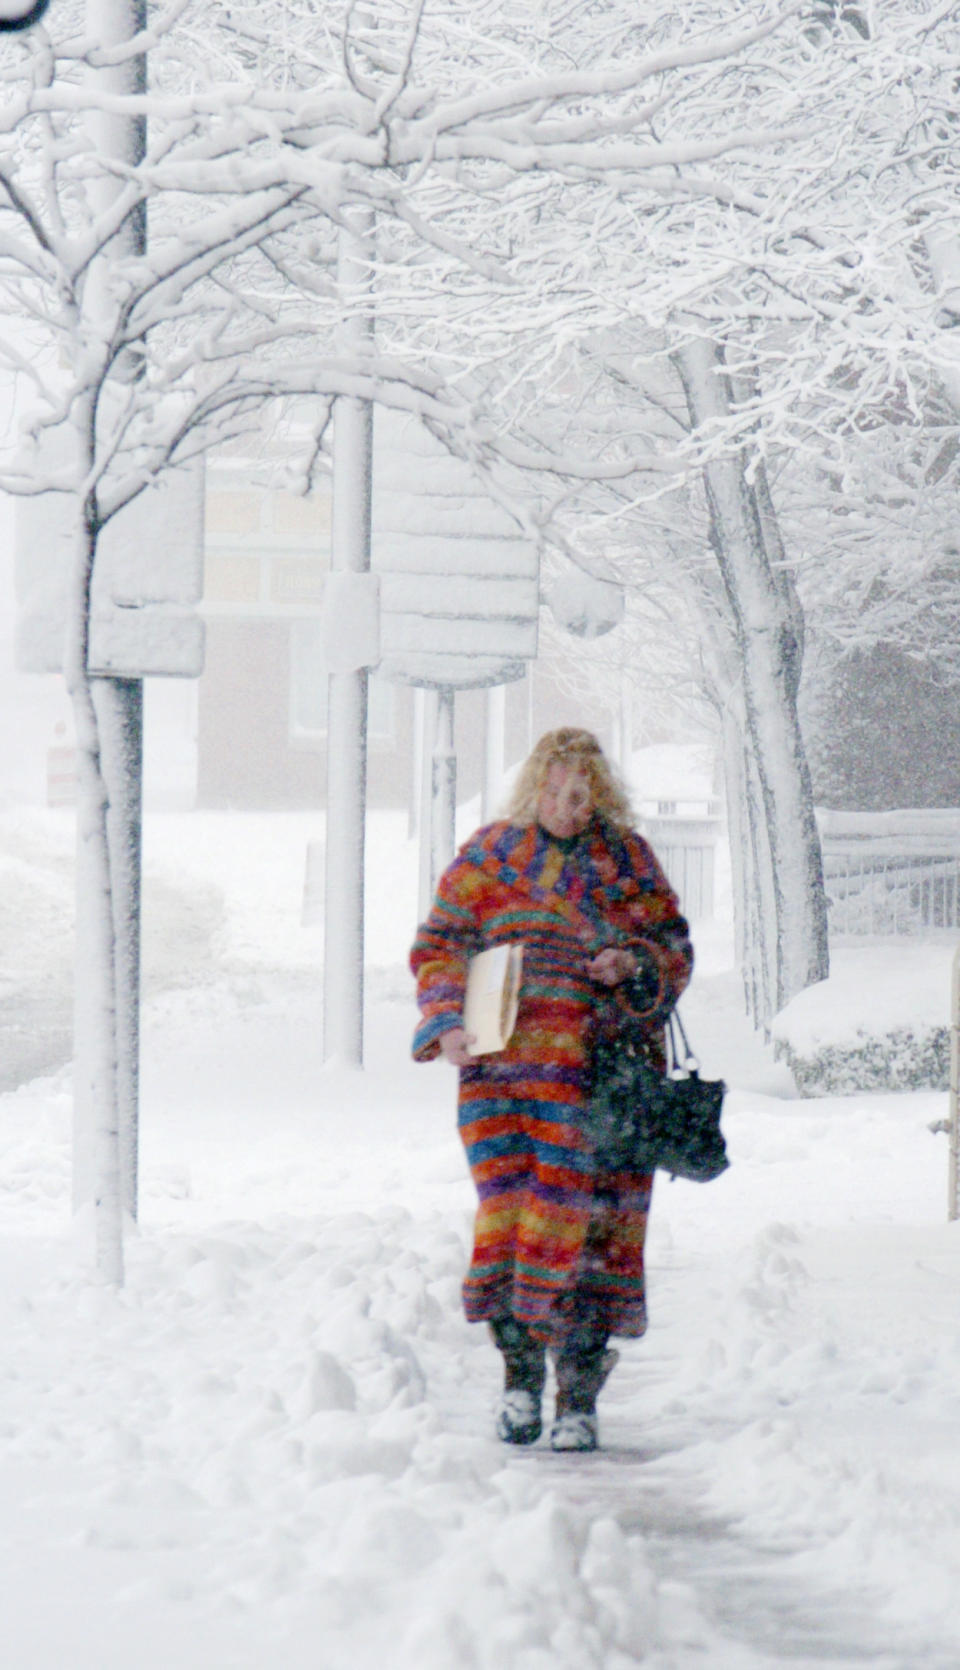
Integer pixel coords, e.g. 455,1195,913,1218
410,817,693,1342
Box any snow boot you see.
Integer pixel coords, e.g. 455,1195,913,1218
490,1317,547,1445
550,1411,600,1452
550,1334,619,1453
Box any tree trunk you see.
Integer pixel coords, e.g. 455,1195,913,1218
65,488,125,1287
61,0,149,1285
93,676,142,1221
719,706,771,1023
676,337,829,1016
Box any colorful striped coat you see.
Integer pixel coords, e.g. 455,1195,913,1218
410,816,693,1342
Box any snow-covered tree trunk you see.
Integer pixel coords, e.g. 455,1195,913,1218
97,677,142,1219
676,336,828,1016
66,459,124,1287
61,0,148,1278
720,705,771,1023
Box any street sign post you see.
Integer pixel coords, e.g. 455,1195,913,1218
949,944,960,1222
370,410,539,898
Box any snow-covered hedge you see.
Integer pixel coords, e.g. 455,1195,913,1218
772,942,956,1096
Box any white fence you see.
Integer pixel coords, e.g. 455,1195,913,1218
818,808,960,935
637,805,722,921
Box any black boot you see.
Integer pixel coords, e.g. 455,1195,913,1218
550,1331,618,1452
490,1317,547,1445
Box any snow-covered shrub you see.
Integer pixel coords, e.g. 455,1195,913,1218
775,1025,950,1096
771,942,955,1097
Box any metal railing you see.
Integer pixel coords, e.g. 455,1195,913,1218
818,809,960,935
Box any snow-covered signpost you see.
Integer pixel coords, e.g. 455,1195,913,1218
950,946,960,1223
482,685,506,825
321,212,378,1068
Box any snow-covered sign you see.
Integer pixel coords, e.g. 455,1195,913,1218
371,412,538,689
545,569,624,638
15,462,205,679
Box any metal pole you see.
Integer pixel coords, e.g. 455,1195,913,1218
619,672,632,777
418,687,438,922
949,943,960,1222
323,661,369,1065
409,686,424,840
481,684,506,825
323,210,374,1066
430,686,457,899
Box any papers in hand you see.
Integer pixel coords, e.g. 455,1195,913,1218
463,943,523,1056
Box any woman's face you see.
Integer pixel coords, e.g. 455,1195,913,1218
536,762,594,839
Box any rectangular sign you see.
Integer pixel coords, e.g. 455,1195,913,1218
373,411,538,689
15,457,205,678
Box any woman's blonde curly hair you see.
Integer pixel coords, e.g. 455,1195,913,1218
505,728,635,830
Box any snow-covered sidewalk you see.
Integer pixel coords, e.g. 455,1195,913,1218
2,810,960,1668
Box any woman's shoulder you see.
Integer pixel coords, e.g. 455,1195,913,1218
597,819,670,883
457,819,524,859
595,815,645,855
617,824,655,859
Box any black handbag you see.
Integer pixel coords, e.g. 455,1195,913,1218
589,1010,729,1182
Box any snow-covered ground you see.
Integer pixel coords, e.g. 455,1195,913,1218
2,807,960,1669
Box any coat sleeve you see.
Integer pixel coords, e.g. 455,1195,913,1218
617,834,694,1022
409,856,483,1061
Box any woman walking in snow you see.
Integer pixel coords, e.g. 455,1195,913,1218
410,728,692,1452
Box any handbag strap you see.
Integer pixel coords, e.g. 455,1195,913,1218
667,1010,700,1076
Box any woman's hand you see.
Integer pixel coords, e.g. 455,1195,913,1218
585,946,638,987
439,1027,476,1067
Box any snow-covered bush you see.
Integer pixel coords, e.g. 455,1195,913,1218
775,1026,950,1097
771,942,955,1096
